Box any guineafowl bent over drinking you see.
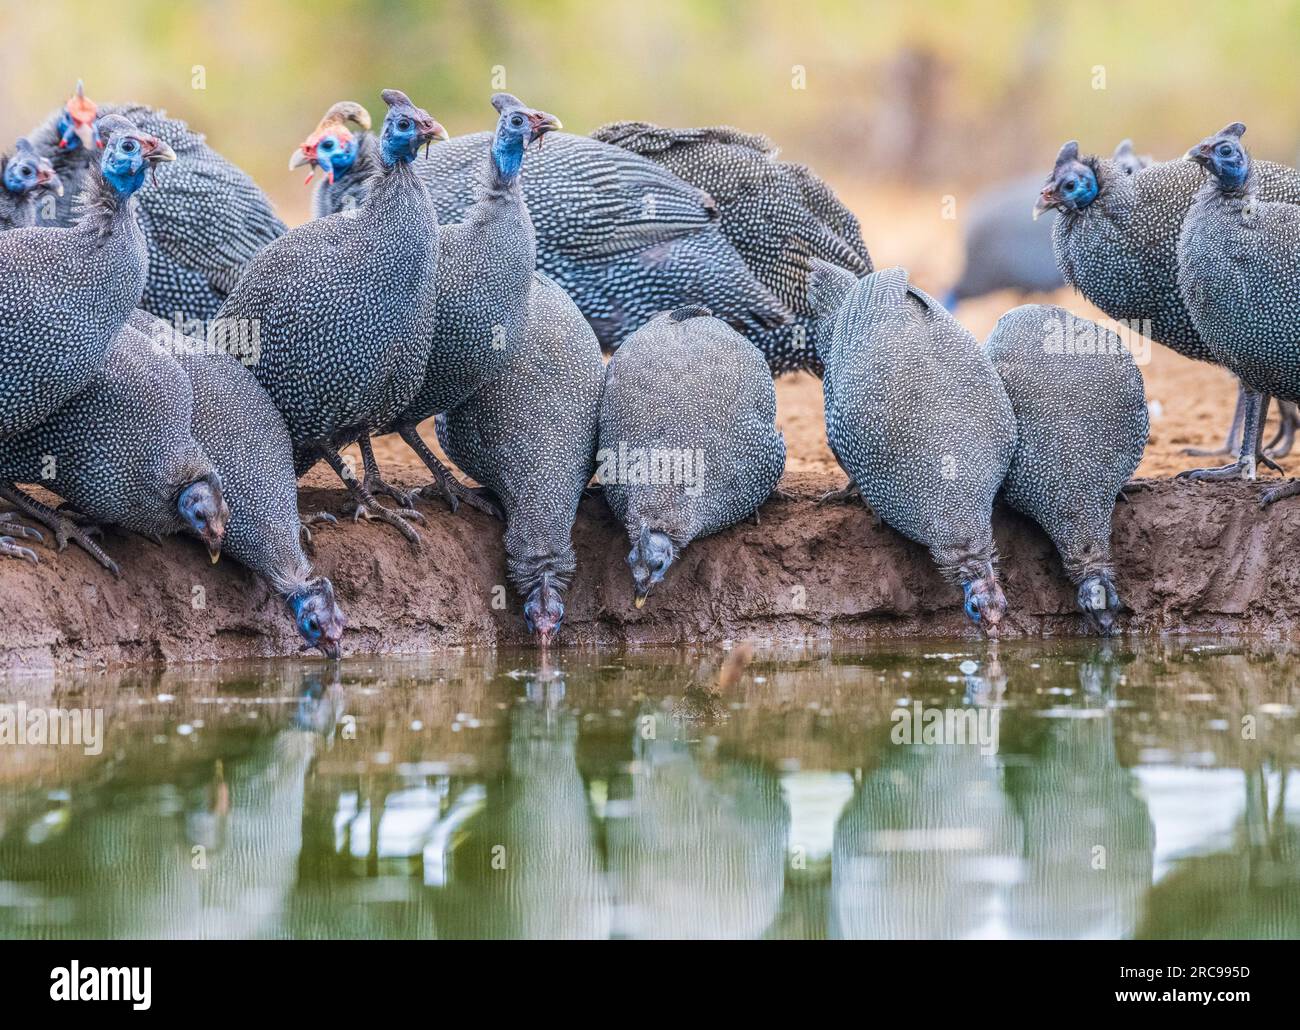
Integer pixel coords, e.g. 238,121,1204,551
811,264,1016,630
436,272,604,646
597,307,786,607
986,304,1148,633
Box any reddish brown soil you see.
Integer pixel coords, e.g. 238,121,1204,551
4,187,1295,670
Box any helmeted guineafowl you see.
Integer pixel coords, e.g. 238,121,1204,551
214,89,447,543
0,114,173,441
131,312,346,658
1037,137,1300,471
1178,122,1300,505
810,263,1016,630
292,102,788,360
0,319,227,574
986,304,1149,633
364,93,561,513
591,121,873,373
597,306,786,607
436,271,604,646
27,81,286,322
945,141,1148,311
0,139,62,230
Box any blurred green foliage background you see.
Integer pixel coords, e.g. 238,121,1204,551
3,0,1300,223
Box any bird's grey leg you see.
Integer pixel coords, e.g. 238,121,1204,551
1265,398,1297,460
1177,390,1282,482
317,444,424,544
357,435,417,508
1184,383,1245,456
0,484,119,575
0,512,41,564
398,426,504,520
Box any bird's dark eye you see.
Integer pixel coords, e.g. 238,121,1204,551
1064,179,1077,190
1218,143,1233,156
397,118,411,132
511,115,524,127
321,139,334,150
306,616,319,634
122,139,137,152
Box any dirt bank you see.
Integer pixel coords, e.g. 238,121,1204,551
3,471,1300,671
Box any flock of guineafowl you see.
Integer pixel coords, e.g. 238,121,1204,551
0,80,1291,656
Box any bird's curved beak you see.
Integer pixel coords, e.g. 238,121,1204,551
38,167,64,197
142,136,176,164
289,144,314,171
633,593,648,610
74,120,98,150
1032,185,1059,220
526,111,562,147
319,637,342,661
1186,141,1215,166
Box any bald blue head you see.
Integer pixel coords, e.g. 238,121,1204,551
1188,122,1250,191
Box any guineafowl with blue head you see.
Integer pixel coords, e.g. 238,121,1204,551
214,89,447,543
943,141,1148,311
1178,122,1300,506
597,307,786,608
1037,137,1300,471
810,263,1016,632
436,271,604,647
986,305,1148,634
131,312,346,658
26,81,286,322
292,102,789,363
358,93,561,513
0,319,227,574
591,121,873,373
0,139,62,230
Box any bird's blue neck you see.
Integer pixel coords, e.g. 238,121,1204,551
103,165,146,196
1217,162,1249,191
491,134,524,182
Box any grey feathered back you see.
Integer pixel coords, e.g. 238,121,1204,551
598,309,786,547
986,304,1148,581
29,100,286,320
814,264,1016,581
0,147,147,439
436,271,605,595
311,128,788,360
130,311,314,595
0,321,217,539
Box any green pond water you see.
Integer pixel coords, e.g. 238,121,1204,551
0,641,1296,940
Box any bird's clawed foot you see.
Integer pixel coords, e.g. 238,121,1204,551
0,517,41,564
0,488,119,574
363,474,418,509
817,480,860,505
299,511,338,547
348,499,424,544
1177,454,1282,483
419,475,504,520
1259,480,1300,508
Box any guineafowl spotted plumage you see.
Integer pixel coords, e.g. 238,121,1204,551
1178,123,1300,503
436,272,604,646
215,90,446,543
597,307,786,607
591,121,873,372
131,311,346,657
948,141,1147,311
0,115,173,442
28,81,286,321
986,304,1149,633
810,263,1016,630
293,105,788,358
0,139,62,230
1039,138,1300,471
0,319,227,574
